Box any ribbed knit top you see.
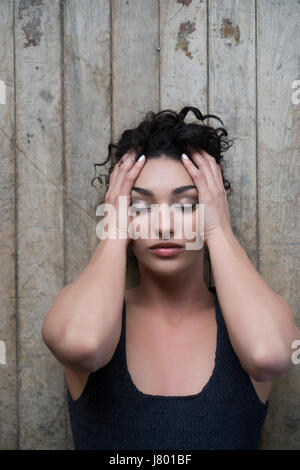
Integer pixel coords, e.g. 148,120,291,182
67,287,269,450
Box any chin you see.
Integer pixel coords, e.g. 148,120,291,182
143,257,189,276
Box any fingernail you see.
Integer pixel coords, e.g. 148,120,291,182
138,154,145,161
182,153,189,160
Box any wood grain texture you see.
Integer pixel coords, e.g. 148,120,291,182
0,0,17,450
111,0,159,289
1,0,299,450
208,0,264,446
257,0,300,449
160,0,210,287
160,0,207,110
63,0,111,449
209,0,257,262
15,0,65,449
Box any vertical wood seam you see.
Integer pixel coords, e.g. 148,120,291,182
255,0,259,274
207,0,212,288
255,0,263,449
110,0,113,147
206,0,209,118
59,0,67,448
158,0,161,111
13,0,20,451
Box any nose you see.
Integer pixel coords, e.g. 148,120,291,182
151,202,176,240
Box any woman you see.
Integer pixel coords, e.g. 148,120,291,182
41,107,300,450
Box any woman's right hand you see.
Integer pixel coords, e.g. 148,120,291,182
103,150,146,247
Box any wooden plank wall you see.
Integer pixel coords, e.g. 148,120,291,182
15,0,64,449
0,0,17,450
0,0,299,450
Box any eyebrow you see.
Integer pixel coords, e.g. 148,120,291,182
131,185,197,196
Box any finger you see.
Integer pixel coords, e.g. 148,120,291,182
189,151,217,191
108,152,133,189
120,155,147,196
110,151,138,195
108,161,120,188
199,149,224,191
118,151,133,167
181,154,207,193
215,162,226,192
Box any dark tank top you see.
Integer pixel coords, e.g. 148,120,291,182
66,287,269,450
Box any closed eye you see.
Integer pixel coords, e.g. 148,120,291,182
130,203,198,213
173,203,197,212
130,205,151,213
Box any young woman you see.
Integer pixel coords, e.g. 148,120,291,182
41,107,300,450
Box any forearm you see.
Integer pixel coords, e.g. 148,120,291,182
42,236,127,356
206,227,300,376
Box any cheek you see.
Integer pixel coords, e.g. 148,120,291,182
173,212,197,238
129,214,153,240
188,213,198,237
131,235,147,256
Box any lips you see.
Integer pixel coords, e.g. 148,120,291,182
149,243,184,257
150,242,183,249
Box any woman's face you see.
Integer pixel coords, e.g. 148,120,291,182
129,155,204,276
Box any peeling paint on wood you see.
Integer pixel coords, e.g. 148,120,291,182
175,21,196,59
18,0,44,47
220,18,240,44
22,17,43,47
0,0,299,451
177,0,193,6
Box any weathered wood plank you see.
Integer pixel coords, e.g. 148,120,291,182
112,0,159,288
63,0,111,449
257,0,300,449
208,0,278,448
209,0,257,263
160,0,209,285
0,0,17,450
15,0,64,449
0,0,298,451
160,0,207,112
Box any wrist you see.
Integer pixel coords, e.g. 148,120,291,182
205,225,235,249
93,234,128,261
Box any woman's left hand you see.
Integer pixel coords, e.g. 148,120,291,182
181,148,232,243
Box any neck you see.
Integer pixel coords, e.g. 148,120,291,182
133,253,213,315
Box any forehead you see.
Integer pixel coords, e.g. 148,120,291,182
133,156,195,193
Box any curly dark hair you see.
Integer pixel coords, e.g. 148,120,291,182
90,106,235,195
